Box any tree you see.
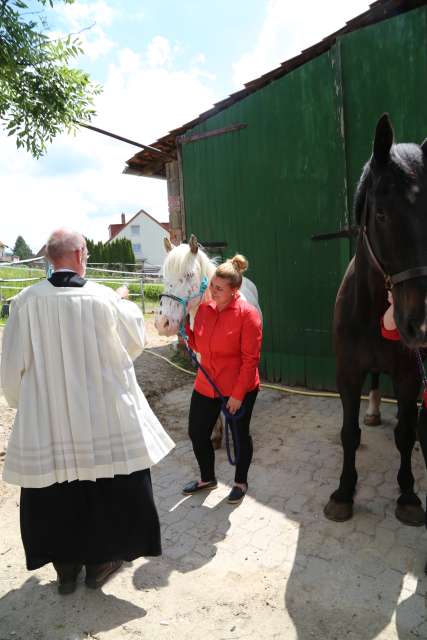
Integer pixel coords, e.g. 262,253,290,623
85,237,135,267
123,238,135,270
13,235,33,259
0,0,101,158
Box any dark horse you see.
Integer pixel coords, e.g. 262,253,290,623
324,114,427,526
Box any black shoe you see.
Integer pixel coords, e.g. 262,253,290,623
85,561,123,589
53,562,83,595
182,479,218,495
227,485,247,505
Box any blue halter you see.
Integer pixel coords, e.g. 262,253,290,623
160,275,209,338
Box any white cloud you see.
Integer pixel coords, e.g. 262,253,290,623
55,0,116,29
147,36,172,68
0,37,218,252
117,48,141,74
53,0,116,61
233,0,371,88
192,53,206,65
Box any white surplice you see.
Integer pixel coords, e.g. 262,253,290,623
1,280,175,488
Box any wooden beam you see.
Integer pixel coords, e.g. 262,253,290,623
177,123,247,145
77,122,173,158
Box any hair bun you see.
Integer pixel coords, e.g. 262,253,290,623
230,254,248,274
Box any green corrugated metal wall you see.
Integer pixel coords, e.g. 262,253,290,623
181,6,427,389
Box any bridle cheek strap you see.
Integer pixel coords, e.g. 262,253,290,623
159,276,209,335
361,198,427,289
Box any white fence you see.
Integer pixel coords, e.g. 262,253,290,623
0,258,163,315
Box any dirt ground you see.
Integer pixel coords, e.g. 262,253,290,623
1,319,427,640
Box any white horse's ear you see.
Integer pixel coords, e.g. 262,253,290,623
421,138,427,155
189,234,199,254
164,237,173,253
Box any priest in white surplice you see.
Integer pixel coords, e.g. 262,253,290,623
0,228,175,594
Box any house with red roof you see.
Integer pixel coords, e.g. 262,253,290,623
107,209,170,266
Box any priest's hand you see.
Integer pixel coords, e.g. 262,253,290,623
116,285,129,299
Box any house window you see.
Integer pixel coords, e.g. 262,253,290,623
131,225,140,236
132,243,141,253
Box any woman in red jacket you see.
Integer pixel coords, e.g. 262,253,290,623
182,255,262,505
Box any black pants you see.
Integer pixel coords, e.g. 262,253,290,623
188,387,258,485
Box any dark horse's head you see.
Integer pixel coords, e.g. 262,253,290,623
355,114,427,348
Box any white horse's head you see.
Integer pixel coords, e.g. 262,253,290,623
155,235,216,336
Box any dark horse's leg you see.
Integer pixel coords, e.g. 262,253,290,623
364,372,382,426
417,401,427,552
393,373,424,526
324,368,365,522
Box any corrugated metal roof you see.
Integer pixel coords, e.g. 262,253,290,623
124,0,427,179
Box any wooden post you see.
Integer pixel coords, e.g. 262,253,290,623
166,160,184,244
140,278,145,314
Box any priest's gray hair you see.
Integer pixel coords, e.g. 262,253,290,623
45,228,86,262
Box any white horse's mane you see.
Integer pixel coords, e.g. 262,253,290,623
163,243,217,281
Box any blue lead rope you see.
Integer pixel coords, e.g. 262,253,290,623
160,276,243,465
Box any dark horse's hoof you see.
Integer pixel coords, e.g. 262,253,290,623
395,503,425,527
324,499,353,522
363,413,382,426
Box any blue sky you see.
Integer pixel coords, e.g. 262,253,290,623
1,0,371,252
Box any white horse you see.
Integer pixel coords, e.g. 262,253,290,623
155,234,262,336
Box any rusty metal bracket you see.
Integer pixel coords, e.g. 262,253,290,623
311,226,359,241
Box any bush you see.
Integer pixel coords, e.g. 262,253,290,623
143,283,164,301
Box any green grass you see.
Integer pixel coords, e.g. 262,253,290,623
0,266,163,313
0,265,45,278
0,265,45,301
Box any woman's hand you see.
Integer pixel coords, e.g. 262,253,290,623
383,303,396,330
226,396,242,415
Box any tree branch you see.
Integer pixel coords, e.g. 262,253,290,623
50,22,96,42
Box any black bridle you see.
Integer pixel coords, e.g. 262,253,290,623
361,196,427,289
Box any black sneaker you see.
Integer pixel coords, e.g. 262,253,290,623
182,480,218,495
227,485,247,505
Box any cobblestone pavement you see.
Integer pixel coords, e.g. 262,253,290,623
1,341,427,639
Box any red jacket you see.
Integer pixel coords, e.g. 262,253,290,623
185,293,262,401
